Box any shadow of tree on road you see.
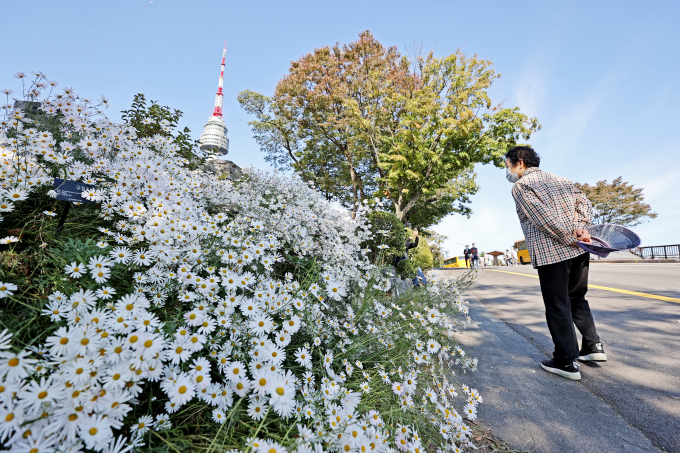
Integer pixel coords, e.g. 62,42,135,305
464,271,680,453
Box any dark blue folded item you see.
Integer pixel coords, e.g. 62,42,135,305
577,224,641,258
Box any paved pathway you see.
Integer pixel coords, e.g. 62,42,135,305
434,264,680,452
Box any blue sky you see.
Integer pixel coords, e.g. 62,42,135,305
3,0,679,256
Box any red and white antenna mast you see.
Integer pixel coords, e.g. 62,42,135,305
212,41,226,118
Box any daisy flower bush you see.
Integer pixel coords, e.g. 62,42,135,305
0,72,481,453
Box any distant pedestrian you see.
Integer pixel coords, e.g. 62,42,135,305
463,245,471,267
469,243,479,269
506,145,605,381
510,247,518,266
505,249,511,266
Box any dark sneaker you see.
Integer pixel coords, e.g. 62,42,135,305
540,359,581,380
578,342,607,362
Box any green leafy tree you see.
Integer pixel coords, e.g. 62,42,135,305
240,31,540,226
421,230,448,268
404,228,434,273
403,174,477,229
361,50,540,225
575,177,657,227
121,94,204,169
362,211,406,266
410,239,434,272
395,257,418,279
237,90,355,204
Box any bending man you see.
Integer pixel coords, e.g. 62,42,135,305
506,146,606,381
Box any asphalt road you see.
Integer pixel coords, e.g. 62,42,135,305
449,263,680,452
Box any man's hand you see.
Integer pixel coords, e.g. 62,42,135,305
570,228,592,247
574,228,591,242
413,229,419,237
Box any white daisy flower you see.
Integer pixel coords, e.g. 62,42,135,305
0,282,18,298
64,261,86,278
0,329,12,350
3,188,29,201
131,415,154,436
247,399,269,421
225,361,247,382
0,350,37,382
78,414,114,450
0,236,19,245
168,375,196,406
212,408,227,424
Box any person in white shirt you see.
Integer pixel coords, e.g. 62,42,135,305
511,247,518,266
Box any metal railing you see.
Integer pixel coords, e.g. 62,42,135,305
631,245,680,259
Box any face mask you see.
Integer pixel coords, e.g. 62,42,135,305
506,167,520,183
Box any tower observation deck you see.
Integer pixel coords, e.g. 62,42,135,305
199,44,230,156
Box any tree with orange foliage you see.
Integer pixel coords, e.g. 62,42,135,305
239,31,540,226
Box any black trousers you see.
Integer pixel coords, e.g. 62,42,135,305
536,252,601,363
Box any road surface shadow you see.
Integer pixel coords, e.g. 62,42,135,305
467,274,680,453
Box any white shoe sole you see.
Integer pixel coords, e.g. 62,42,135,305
578,352,607,362
540,363,582,380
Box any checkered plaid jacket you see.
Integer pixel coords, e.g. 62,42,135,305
512,167,593,267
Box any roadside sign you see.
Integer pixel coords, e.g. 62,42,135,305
53,178,97,204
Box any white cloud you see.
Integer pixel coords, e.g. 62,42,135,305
607,145,680,218
629,163,680,245
513,60,547,119
542,88,607,166
637,168,680,207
